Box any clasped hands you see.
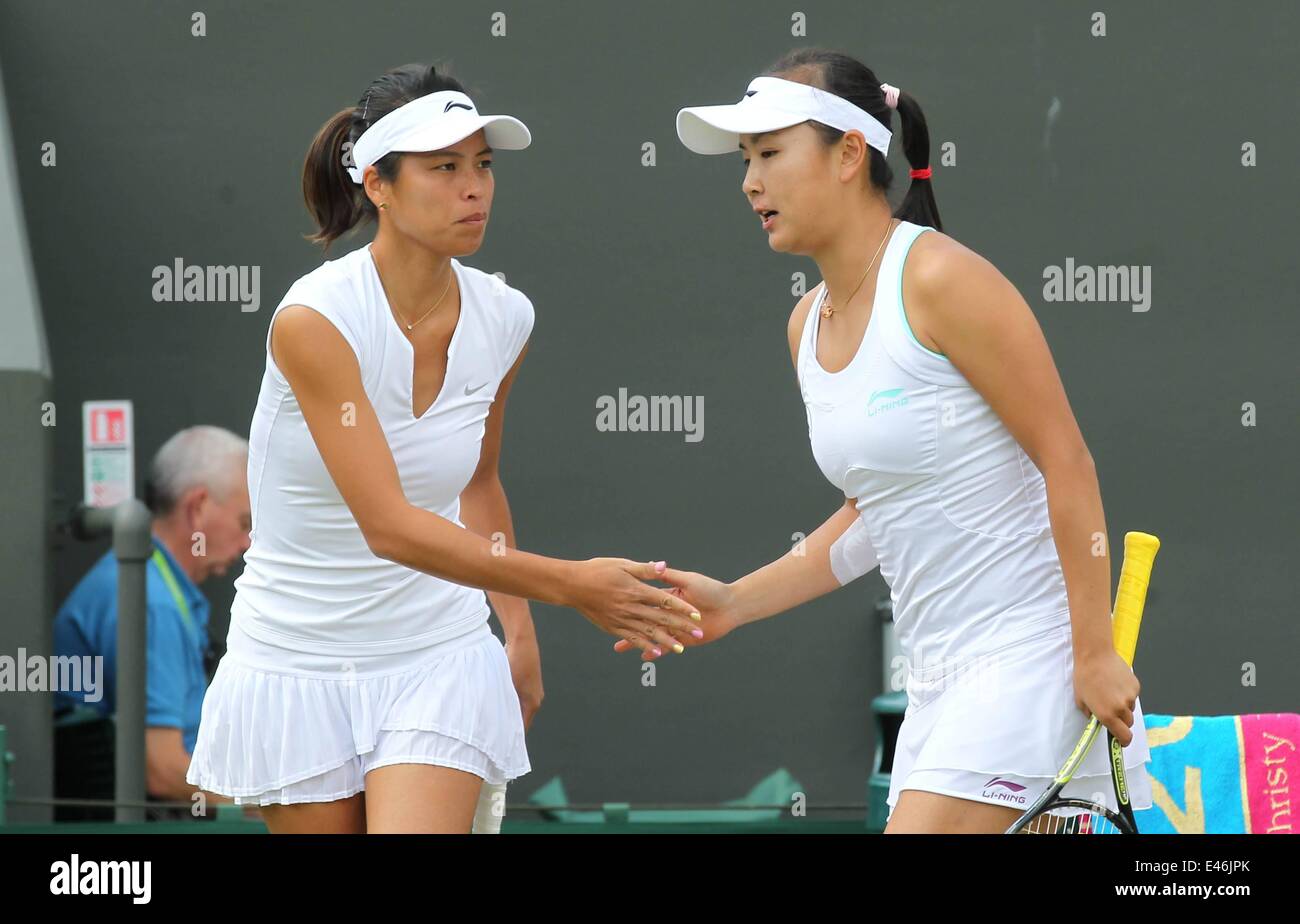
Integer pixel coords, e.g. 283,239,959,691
566,558,742,661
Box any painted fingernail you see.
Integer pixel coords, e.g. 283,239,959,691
690,612,701,621
673,643,685,654
652,647,663,657
691,628,704,638
654,561,666,572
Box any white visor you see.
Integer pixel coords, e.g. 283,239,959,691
348,90,531,184
676,75,891,157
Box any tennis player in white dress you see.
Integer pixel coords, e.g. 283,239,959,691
186,64,702,833
615,49,1154,834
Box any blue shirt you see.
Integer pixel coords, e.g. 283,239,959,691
52,534,212,753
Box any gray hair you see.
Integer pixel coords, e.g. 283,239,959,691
144,425,248,517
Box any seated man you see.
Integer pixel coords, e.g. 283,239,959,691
54,425,251,813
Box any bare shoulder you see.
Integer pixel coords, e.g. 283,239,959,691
908,230,1014,299
903,229,1014,350
273,301,332,345
786,283,823,368
274,303,332,336
270,303,361,380
271,303,331,354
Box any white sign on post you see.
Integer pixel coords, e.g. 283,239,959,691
83,400,135,508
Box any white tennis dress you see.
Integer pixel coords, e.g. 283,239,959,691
186,242,534,805
796,220,1153,822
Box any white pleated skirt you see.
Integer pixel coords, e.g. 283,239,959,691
186,618,531,806
886,622,1153,823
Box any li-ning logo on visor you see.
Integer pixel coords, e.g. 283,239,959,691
444,101,473,114
744,90,758,97
867,387,909,417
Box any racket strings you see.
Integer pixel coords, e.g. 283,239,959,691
1021,809,1123,834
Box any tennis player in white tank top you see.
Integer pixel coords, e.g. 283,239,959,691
186,68,704,834
615,56,1154,833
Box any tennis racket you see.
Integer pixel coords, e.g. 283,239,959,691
1005,531,1161,834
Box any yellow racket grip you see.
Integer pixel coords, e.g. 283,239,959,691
1112,531,1160,666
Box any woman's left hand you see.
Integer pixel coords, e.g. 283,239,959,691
1072,647,1140,747
504,634,544,730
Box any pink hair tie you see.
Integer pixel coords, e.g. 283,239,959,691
880,83,901,110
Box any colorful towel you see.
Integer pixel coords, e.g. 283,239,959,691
1135,713,1298,834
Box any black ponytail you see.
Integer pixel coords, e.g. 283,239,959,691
762,48,942,232
301,62,473,253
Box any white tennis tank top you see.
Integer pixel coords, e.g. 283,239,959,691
797,220,1071,673
230,242,534,668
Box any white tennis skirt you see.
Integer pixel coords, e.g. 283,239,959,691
887,622,1153,823
186,619,531,806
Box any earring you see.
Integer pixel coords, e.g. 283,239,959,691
378,202,389,210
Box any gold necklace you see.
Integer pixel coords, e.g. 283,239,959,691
821,217,897,320
397,264,454,331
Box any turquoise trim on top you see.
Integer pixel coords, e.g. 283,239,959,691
896,226,950,361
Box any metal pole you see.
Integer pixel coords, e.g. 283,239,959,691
0,725,8,826
112,499,152,823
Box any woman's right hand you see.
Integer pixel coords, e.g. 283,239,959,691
613,566,740,661
564,558,702,657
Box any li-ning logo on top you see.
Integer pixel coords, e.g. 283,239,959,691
982,777,1029,805
445,102,473,114
867,388,908,417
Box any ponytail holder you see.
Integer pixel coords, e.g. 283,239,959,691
909,166,932,180
880,83,901,110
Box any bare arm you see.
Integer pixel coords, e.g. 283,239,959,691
906,234,1113,658
273,306,570,602
907,233,1139,745
270,304,700,655
458,339,544,725
146,727,230,806
727,496,867,625
458,341,535,646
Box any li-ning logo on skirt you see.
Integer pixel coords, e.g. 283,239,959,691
982,777,1029,804
867,387,909,417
